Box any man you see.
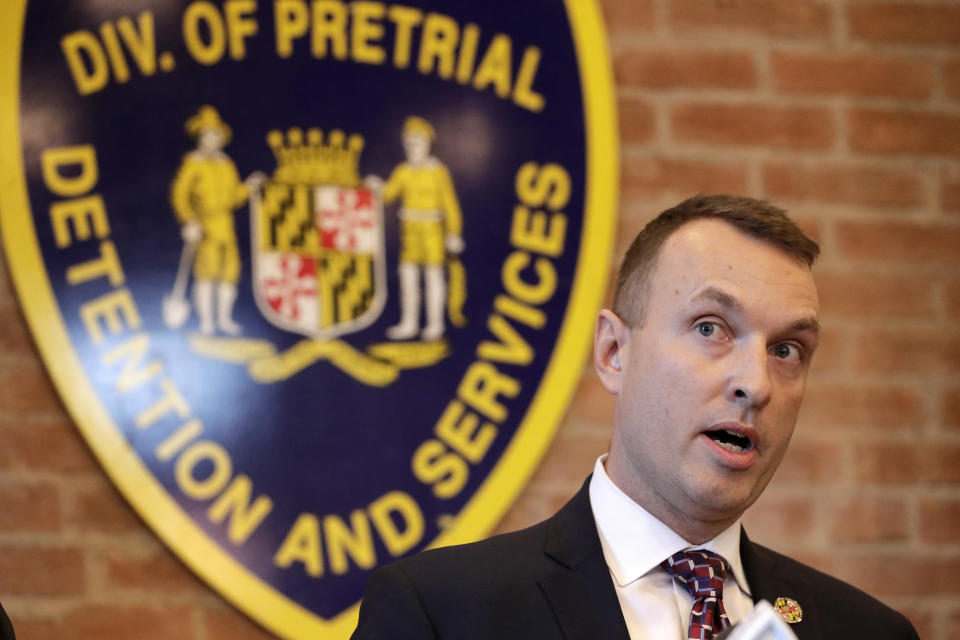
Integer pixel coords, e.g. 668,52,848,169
169,105,250,336
0,600,14,640
379,116,465,341
352,195,918,639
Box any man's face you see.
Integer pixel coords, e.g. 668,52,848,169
402,132,430,164
600,219,820,537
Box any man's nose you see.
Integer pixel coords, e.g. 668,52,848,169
728,340,772,409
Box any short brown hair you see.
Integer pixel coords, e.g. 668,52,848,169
612,194,820,326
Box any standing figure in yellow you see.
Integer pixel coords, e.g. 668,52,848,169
377,116,465,341
169,106,250,336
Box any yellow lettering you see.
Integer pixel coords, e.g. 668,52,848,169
116,13,157,76
155,418,203,461
387,5,421,68
510,206,566,257
412,439,467,499
417,13,458,79
225,0,259,60
477,314,533,365
102,332,162,392
50,195,110,248
457,361,520,423
434,400,496,464
351,1,386,65
368,491,424,557
472,34,511,98
512,45,544,112
183,1,227,66
79,288,140,345
136,378,190,428
274,0,309,57
60,31,109,95
311,0,348,59
208,474,273,545
494,293,545,329
275,513,323,576
66,240,125,286
501,251,556,306
455,22,479,84
323,510,376,574
175,440,233,500
515,162,571,210
41,145,98,197
99,21,131,83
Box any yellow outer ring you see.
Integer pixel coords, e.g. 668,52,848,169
0,2,618,637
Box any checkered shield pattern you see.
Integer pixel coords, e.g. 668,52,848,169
661,550,732,640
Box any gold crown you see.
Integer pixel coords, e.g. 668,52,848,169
266,127,365,187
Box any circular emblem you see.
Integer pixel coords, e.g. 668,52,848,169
0,1,617,637
774,596,803,624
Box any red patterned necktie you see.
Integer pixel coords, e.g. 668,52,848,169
661,550,731,640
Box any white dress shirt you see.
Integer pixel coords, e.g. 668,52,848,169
589,456,754,640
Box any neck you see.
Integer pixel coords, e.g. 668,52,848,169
604,453,738,545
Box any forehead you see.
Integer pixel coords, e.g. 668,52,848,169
649,219,819,313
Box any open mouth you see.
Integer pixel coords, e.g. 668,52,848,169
705,429,754,454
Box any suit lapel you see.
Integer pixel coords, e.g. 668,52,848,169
537,478,631,640
740,529,821,639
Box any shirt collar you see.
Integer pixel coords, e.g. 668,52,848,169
588,455,751,597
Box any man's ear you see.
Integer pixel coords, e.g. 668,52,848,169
594,309,629,395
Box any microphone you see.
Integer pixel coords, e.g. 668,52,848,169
714,600,799,640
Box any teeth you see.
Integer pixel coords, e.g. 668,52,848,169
717,441,744,454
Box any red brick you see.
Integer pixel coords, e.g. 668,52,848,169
771,439,843,484
828,495,908,543
615,49,757,90
61,605,192,640
622,156,749,199
834,555,960,597
946,278,960,317
853,327,960,374
105,547,206,594
741,495,815,544
0,364,62,413
0,305,35,356
848,2,960,46
669,0,831,39
618,96,655,145
945,59,960,102
852,442,919,485
66,482,142,533
671,103,834,150
945,611,960,640
763,163,924,208
800,383,924,430
892,605,934,640
836,220,960,266
920,442,960,484
808,324,847,376
0,480,61,532
919,496,960,542
0,420,97,473
849,108,960,156
598,0,654,33
815,272,935,317
943,166,960,214
0,546,85,595
570,375,615,425
531,428,610,486
7,618,61,640
203,607,276,640
772,52,933,99
944,386,960,430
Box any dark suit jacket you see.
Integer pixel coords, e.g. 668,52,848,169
0,600,14,640
352,479,918,639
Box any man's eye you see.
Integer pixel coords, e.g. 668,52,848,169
772,343,799,360
696,322,720,338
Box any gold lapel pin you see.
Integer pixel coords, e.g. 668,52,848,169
773,597,803,624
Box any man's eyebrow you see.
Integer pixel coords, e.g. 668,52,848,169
690,286,742,311
789,317,820,337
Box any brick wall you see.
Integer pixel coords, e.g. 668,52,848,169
1,1,959,638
